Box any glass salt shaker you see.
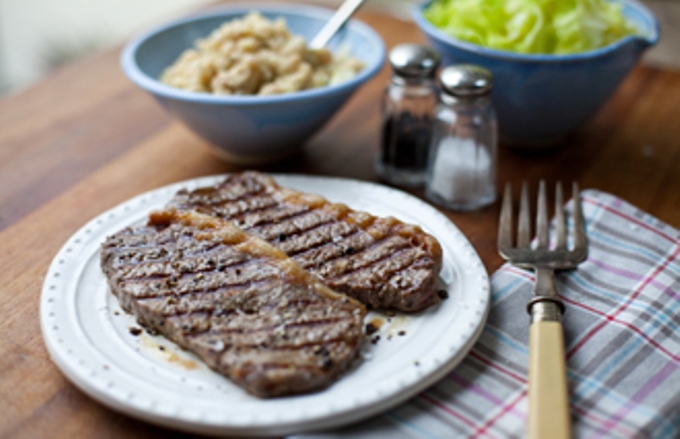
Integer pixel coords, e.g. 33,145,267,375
376,44,440,188
426,64,497,210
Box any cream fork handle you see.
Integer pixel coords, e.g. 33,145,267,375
528,310,571,439
528,267,571,439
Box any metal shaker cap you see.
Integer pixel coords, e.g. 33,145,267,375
439,64,493,97
389,44,440,79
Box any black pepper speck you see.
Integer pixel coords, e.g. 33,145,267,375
320,357,334,370
365,323,379,335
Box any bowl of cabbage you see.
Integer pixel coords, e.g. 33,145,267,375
414,0,659,146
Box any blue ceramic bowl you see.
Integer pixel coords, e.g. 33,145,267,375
413,0,659,146
121,4,385,163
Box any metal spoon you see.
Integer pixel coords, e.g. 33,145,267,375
309,0,367,50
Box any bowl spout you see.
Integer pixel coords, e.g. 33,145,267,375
624,0,660,48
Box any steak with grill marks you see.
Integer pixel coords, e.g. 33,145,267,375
169,172,444,312
101,209,366,398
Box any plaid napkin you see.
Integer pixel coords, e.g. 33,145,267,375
305,190,680,439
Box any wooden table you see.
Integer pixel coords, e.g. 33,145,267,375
1,4,679,438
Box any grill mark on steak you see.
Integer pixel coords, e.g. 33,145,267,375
237,203,312,230
292,235,367,271
310,236,412,279
169,172,444,312
207,200,339,245
250,210,337,242
175,178,266,205
183,316,350,340
218,342,352,371
135,278,280,314
124,260,278,292
101,209,366,398
211,197,280,219
220,338,354,352
280,223,358,257
161,299,342,337
323,246,420,285
105,230,233,270
114,263,279,301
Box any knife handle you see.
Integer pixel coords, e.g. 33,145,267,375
528,313,571,439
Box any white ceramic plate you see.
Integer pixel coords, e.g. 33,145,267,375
40,174,490,437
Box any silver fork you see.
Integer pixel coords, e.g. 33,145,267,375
498,181,588,439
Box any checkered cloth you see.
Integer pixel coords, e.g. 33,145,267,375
306,190,680,438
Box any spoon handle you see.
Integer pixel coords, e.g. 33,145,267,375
309,0,366,50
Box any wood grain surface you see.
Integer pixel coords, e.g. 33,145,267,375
0,3,679,437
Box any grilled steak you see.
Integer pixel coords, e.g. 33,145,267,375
169,172,444,312
101,209,366,398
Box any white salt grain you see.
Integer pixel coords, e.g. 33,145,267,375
428,137,494,206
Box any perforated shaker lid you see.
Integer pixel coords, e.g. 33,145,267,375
389,44,440,79
439,64,493,97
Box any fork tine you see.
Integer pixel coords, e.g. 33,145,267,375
536,180,549,248
555,182,567,250
518,182,531,248
498,183,513,251
572,182,588,258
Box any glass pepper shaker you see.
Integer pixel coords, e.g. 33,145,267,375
426,64,497,211
376,44,440,188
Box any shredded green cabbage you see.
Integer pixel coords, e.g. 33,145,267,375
423,0,640,54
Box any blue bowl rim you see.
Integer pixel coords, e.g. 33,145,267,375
121,2,386,106
413,0,660,63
